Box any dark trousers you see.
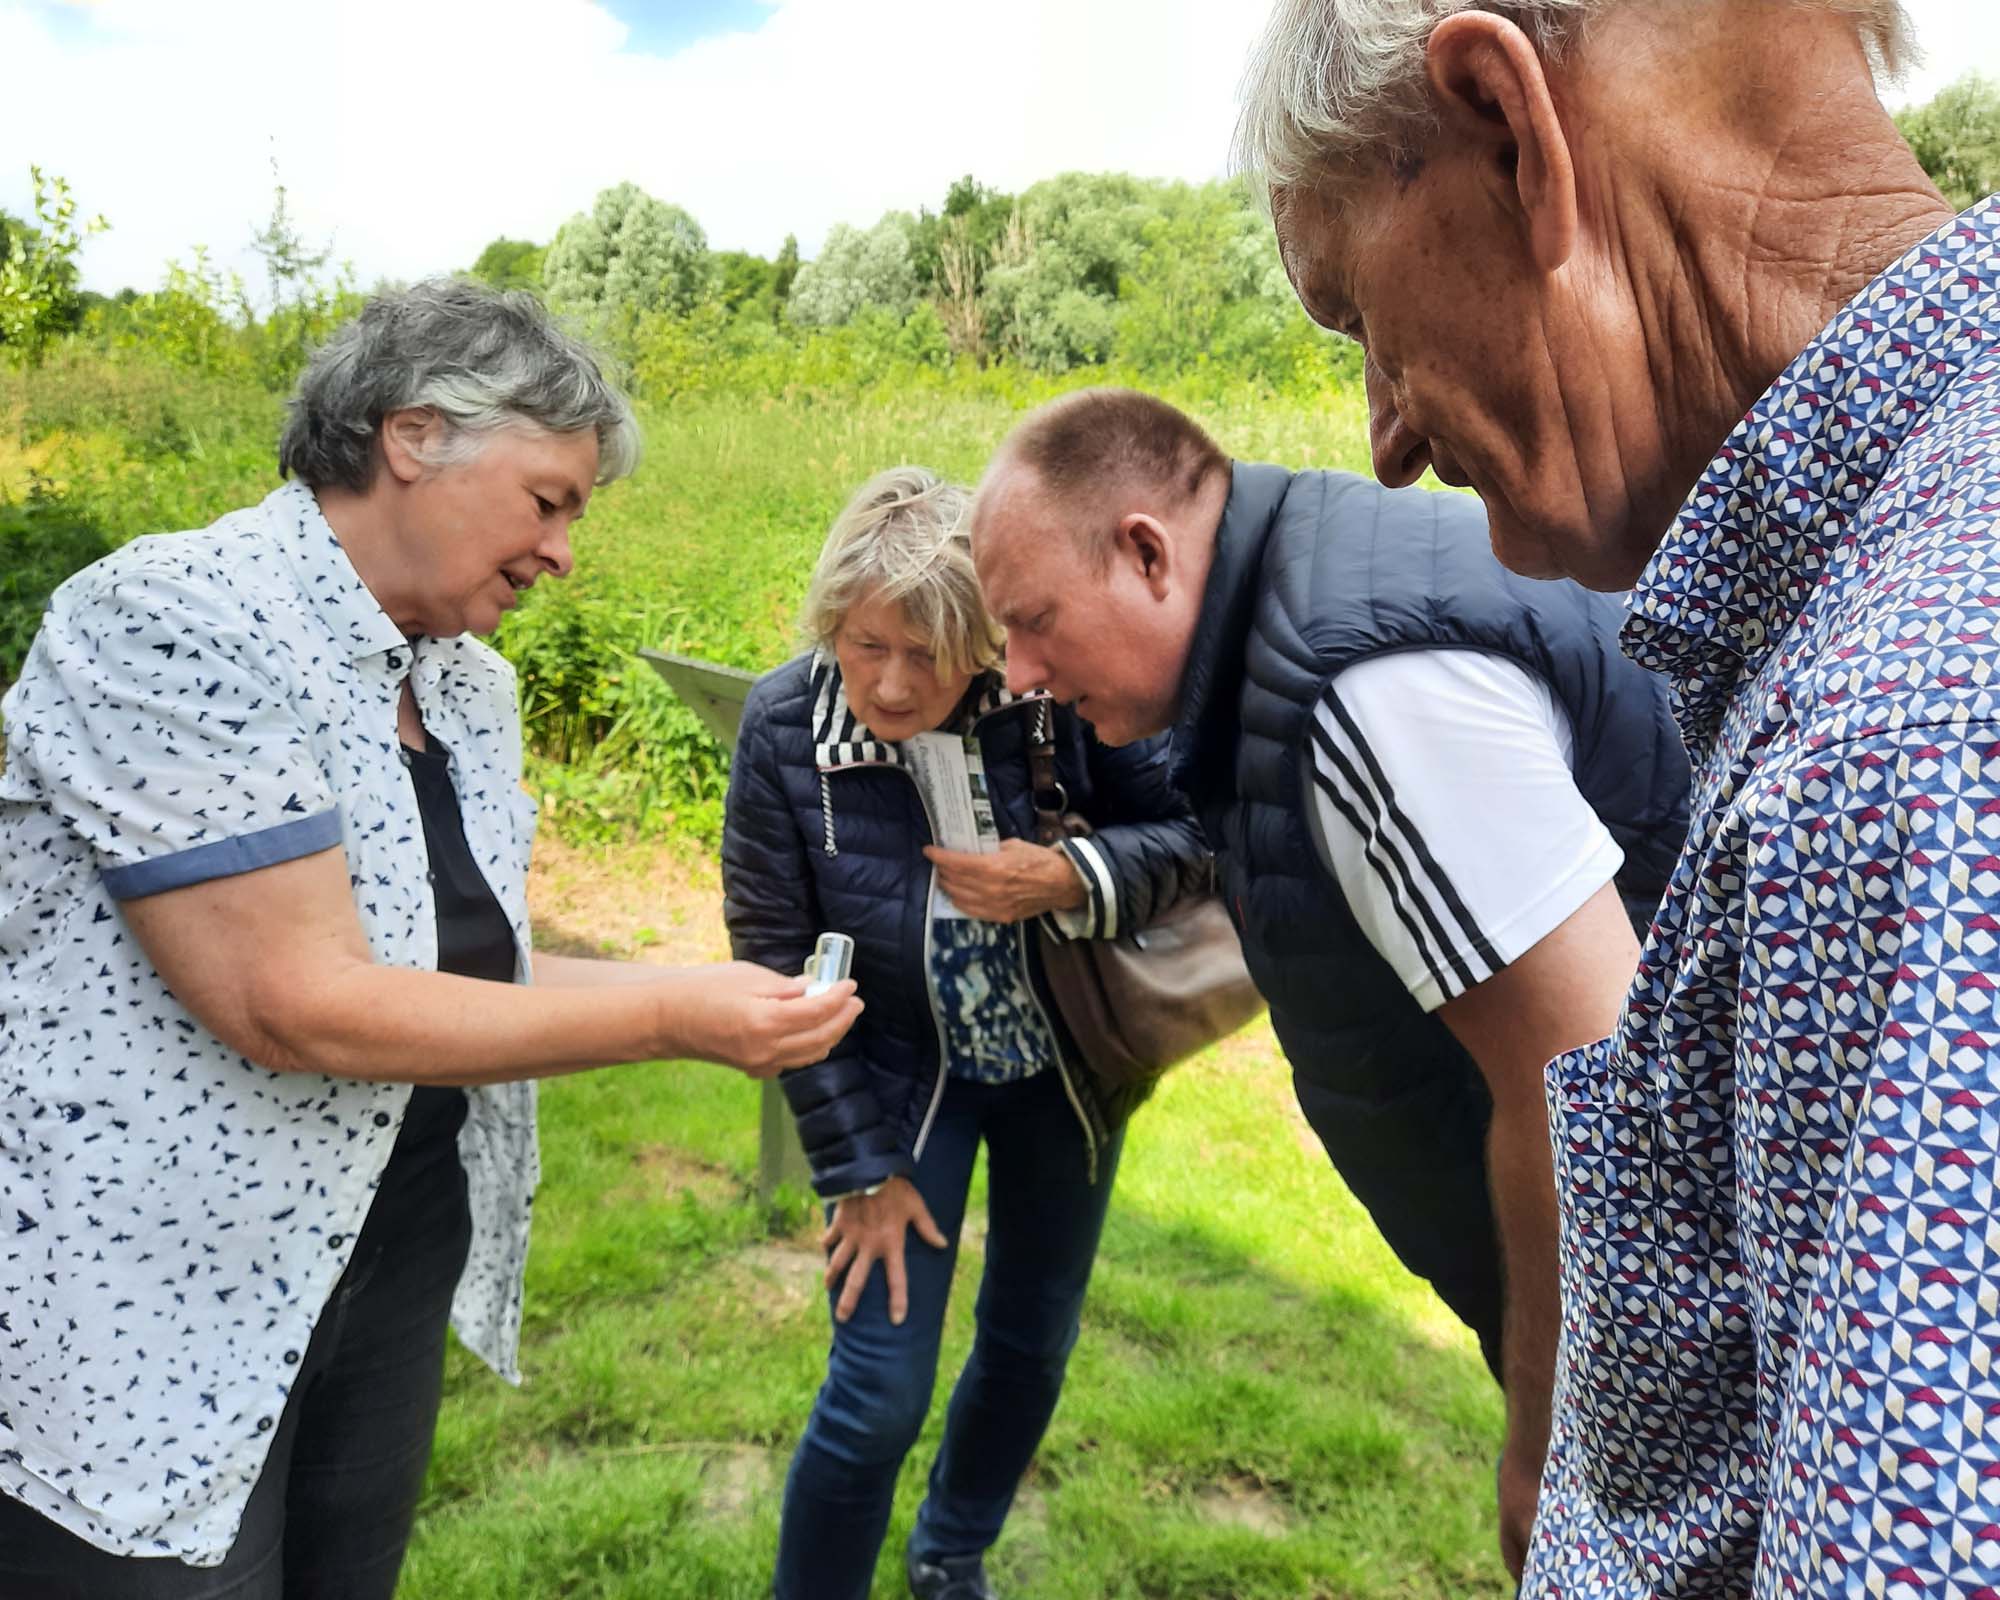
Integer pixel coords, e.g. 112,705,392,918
772,1068,1122,1600
0,1105,472,1600
1292,1061,1505,1379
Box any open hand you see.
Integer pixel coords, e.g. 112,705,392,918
922,838,1086,924
822,1176,948,1325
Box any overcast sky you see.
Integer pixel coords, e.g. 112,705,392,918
4,0,1996,298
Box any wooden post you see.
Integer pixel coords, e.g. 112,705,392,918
636,649,814,1203
758,1079,814,1201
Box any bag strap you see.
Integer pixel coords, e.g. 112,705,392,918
1028,700,1081,846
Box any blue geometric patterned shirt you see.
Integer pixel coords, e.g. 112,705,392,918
1525,199,2000,1598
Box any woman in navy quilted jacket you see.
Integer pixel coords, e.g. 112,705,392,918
722,467,1209,1600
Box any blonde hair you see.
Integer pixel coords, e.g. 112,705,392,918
802,467,1005,680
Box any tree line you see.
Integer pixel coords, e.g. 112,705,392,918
2,73,1996,400
468,169,1363,399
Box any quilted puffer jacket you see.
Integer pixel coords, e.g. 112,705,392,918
722,652,1210,1196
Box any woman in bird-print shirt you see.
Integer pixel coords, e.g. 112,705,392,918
0,279,857,1597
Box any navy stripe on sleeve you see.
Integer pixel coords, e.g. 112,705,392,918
99,809,344,900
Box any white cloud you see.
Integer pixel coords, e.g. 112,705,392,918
0,0,1994,297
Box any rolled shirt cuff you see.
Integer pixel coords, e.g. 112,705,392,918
99,808,344,900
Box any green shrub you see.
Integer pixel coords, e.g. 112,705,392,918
0,169,106,368
0,348,280,541
498,581,735,845
0,486,110,685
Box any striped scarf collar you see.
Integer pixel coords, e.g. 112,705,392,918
809,650,1030,773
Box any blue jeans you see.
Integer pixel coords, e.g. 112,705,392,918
773,1067,1123,1600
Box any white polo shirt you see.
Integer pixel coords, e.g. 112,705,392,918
0,480,540,1564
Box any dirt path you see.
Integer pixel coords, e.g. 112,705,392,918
527,832,729,965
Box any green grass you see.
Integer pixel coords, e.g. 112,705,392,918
557,382,1375,674
403,1022,1511,1600
495,380,1376,841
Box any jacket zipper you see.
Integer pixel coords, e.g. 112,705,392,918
860,764,953,1164
986,702,1102,1177
990,700,1101,1178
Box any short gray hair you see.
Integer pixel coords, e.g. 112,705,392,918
802,467,1004,680
277,277,641,493
1236,0,1914,189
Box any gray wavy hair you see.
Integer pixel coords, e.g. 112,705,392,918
278,278,641,493
802,467,1005,680
1235,0,1914,189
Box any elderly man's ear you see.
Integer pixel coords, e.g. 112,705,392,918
1425,12,1579,276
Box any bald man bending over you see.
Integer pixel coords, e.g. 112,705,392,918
972,388,1689,1576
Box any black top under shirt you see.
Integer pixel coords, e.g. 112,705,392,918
404,734,519,987
358,734,518,1232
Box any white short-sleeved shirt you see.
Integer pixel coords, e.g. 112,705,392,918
1302,649,1625,1013
0,480,540,1564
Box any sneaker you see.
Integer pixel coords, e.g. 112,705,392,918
906,1551,998,1600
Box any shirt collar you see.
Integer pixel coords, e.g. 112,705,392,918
266,478,411,663
1623,197,2000,740
809,650,1028,772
